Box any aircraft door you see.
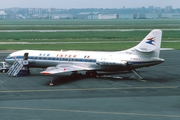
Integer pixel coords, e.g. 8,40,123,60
23,53,29,60
23,53,29,66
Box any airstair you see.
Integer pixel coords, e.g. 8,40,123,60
7,53,29,77
7,60,23,76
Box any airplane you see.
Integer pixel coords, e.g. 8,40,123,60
5,29,164,80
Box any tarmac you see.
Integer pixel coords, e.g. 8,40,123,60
0,50,180,120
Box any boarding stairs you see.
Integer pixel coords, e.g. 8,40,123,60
7,53,29,77
7,59,28,77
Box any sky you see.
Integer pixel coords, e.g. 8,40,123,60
1,0,179,9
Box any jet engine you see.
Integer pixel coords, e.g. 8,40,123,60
96,58,127,66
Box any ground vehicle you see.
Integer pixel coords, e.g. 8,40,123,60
0,62,10,73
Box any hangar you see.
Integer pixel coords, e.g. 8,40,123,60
0,11,7,19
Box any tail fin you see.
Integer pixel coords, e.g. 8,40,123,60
134,29,162,57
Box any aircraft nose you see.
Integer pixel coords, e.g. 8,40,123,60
4,55,11,63
4,57,8,62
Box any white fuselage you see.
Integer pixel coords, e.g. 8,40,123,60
4,29,165,77
5,49,164,72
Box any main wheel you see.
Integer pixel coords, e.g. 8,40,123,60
86,71,97,77
71,72,83,78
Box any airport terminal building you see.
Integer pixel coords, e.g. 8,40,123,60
2,7,180,20
0,11,7,19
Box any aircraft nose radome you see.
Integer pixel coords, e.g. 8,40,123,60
4,58,8,62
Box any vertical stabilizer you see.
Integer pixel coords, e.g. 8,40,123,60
134,29,162,58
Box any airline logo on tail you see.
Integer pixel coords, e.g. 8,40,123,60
146,37,155,45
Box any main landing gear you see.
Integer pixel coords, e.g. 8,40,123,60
49,71,98,86
86,71,97,77
70,71,97,78
71,72,83,78
71,71,97,78
49,78,54,86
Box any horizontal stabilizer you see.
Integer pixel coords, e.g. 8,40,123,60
135,47,154,52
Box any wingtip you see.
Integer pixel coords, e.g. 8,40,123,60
41,71,51,75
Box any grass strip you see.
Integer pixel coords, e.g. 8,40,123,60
0,31,179,41
0,42,178,51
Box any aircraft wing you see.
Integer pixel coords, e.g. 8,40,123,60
41,64,93,75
